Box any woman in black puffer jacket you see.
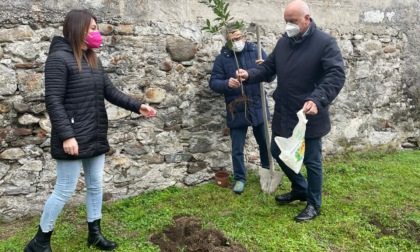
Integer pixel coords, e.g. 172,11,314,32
24,9,156,252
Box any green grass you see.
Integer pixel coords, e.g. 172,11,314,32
1,151,419,251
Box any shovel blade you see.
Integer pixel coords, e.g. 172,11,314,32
259,168,271,192
260,168,283,193
267,171,284,194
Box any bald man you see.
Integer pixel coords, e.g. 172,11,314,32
236,0,345,221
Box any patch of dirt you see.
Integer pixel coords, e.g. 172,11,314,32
406,220,420,244
369,219,420,244
0,215,35,241
369,219,393,236
150,215,248,252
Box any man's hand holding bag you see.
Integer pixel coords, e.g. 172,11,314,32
274,109,307,174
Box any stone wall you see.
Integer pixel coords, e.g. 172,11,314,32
0,0,419,221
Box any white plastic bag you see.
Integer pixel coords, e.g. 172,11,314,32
274,109,307,174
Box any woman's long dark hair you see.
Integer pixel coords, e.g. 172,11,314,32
63,9,98,71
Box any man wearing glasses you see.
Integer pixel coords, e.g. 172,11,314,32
209,25,275,194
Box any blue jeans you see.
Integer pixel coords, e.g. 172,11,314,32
40,154,105,232
271,136,323,208
230,123,270,182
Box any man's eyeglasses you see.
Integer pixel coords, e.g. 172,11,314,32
230,36,244,42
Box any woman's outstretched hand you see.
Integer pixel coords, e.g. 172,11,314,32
140,103,157,118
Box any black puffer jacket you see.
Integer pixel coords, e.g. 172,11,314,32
45,36,142,160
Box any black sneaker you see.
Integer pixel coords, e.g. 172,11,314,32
295,204,320,222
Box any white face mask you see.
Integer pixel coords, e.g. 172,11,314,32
285,22,301,37
232,40,245,52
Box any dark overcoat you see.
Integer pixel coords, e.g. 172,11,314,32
247,20,346,138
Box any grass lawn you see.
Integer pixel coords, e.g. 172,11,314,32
1,150,419,251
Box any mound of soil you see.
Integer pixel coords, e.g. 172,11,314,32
150,215,248,252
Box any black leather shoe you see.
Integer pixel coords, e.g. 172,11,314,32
275,192,306,204
295,204,320,222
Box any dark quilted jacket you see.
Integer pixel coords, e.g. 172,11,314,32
45,36,142,160
209,42,275,128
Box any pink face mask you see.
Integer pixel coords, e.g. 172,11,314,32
85,31,102,48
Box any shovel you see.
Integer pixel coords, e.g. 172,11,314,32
256,25,283,193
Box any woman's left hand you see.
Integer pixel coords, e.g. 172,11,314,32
140,103,156,118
